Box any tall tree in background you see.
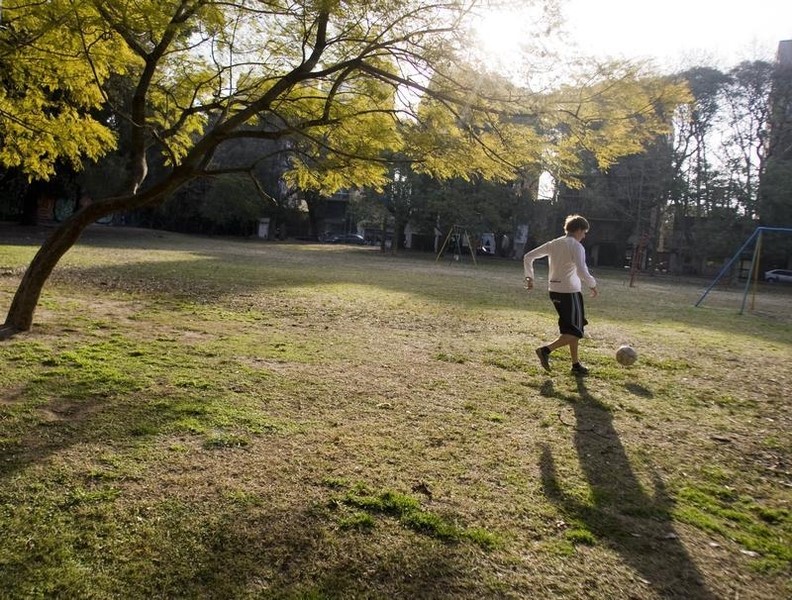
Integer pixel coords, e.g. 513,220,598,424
670,67,730,217
0,0,687,336
424,176,525,254
382,164,416,253
720,60,775,219
756,44,792,266
667,67,730,269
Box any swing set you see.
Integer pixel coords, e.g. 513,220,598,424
435,225,478,265
695,226,792,313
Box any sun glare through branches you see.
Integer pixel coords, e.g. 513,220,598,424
464,1,568,89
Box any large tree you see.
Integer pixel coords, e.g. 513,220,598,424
720,60,775,219
0,0,687,336
670,67,730,217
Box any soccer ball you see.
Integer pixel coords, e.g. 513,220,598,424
616,345,638,366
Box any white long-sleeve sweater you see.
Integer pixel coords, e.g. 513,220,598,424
523,235,597,293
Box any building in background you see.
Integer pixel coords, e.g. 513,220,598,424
757,40,792,269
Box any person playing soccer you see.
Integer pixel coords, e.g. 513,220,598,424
523,214,598,376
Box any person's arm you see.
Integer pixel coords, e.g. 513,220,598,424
572,242,598,296
523,241,550,290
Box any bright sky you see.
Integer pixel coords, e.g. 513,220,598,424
475,0,792,72
563,0,791,68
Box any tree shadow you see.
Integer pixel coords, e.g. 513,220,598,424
0,389,182,481
538,379,715,599
1,466,478,598
625,381,653,398
0,376,488,598
182,504,482,599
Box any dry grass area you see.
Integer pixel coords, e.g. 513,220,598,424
0,225,790,599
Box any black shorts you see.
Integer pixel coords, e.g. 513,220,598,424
549,291,587,338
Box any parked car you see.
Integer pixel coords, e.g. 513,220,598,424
327,233,366,245
764,268,792,283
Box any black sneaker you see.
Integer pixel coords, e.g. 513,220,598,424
571,363,589,376
535,347,551,372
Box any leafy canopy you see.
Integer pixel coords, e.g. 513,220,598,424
0,0,133,177
0,0,690,191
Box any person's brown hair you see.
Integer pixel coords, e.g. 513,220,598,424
564,214,589,233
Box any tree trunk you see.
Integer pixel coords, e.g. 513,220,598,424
3,210,97,334
379,215,388,252
392,218,406,255
1,176,189,339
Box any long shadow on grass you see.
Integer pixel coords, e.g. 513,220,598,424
0,456,477,598
42,255,528,331
539,379,715,600
0,394,181,481
1,405,485,599
0,342,211,480
156,503,484,599
0,353,483,598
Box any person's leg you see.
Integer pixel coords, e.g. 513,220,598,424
568,337,580,364
568,292,588,372
537,291,590,372
537,293,586,372
536,333,575,371
546,333,577,352
570,339,588,374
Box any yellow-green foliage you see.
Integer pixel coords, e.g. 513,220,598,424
403,61,690,187
541,63,692,185
0,0,136,178
1,0,691,192
0,0,223,177
282,70,405,193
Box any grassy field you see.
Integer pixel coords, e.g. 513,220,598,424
1,225,790,600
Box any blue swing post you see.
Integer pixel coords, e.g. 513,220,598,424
695,227,792,310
